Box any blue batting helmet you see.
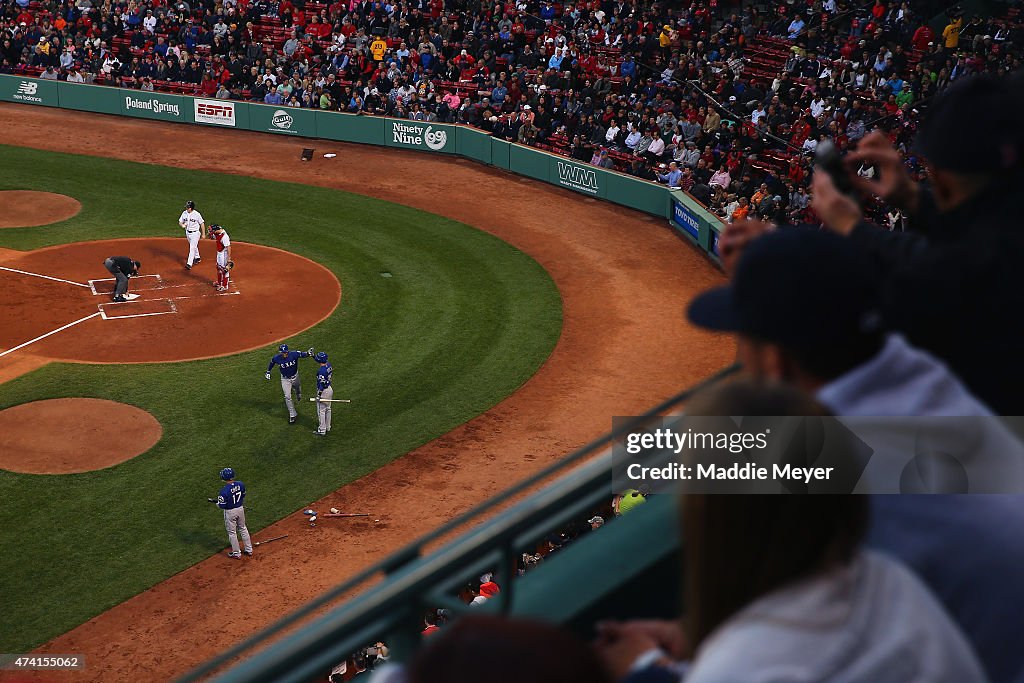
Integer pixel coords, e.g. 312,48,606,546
278,344,289,353
315,351,328,363
185,200,195,209
220,467,235,480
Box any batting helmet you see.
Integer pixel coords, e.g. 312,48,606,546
315,351,329,363
185,200,195,209
278,344,289,353
220,467,235,480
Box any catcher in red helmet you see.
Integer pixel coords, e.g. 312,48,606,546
208,223,234,292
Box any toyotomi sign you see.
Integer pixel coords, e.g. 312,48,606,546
672,199,700,241
390,122,448,151
556,161,599,195
125,95,181,117
195,99,235,126
13,81,43,104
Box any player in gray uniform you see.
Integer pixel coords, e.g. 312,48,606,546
265,344,314,424
208,467,253,559
314,351,333,436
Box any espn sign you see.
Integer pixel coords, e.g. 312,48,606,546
194,99,235,127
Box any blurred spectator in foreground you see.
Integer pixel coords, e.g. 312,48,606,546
687,227,995,417
371,615,612,683
811,74,1024,414
687,227,1024,681
595,383,988,683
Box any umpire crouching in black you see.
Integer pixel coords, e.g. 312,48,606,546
103,256,141,302
812,73,1024,414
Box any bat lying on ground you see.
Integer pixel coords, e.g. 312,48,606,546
254,534,288,546
322,512,371,518
308,398,352,403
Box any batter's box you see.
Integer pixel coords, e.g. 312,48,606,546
89,274,164,295
99,298,178,320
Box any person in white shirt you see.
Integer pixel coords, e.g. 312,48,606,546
178,200,205,270
605,119,620,145
750,103,767,124
67,68,85,83
143,9,157,32
810,95,826,118
647,132,665,158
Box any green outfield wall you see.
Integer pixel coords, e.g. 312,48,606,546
0,75,723,261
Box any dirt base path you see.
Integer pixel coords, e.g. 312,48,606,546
0,104,734,682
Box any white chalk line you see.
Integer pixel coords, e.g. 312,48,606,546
90,274,230,295
97,290,240,316
0,266,90,289
100,299,178,320
89,274,160,289
0,312,101,358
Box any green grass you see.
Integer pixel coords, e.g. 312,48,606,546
0,145,562,651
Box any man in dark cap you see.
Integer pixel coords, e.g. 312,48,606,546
812,74,1024,414
687,227,1024,683
102,256,141,302
687,228,991,416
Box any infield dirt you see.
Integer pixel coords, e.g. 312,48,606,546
0,103,734,682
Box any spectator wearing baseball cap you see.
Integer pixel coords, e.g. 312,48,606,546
812,74,1024,414
688,226,1024,681
687,228,993,416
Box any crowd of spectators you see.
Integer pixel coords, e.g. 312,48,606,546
2,0,1021,222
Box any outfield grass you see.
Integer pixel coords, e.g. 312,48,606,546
0,145,562,652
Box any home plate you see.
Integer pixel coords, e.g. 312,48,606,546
124,293,141,301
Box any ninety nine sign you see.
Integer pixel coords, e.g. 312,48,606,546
390,121,448,151
194,99,235,126
555,161,599,195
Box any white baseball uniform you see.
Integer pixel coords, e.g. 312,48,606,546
178,208,205,266
215,228,231,290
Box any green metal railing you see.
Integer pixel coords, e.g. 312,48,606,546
179,364,738,683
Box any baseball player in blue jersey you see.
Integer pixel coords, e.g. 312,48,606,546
265,344,315,424
207,467,253,559
314,351,333,436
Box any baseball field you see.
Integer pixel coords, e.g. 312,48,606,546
0,142,563,651
0,104,730,680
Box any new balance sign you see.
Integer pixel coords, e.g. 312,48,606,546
556,161,599,195
194,99,235,126
13,80,43,104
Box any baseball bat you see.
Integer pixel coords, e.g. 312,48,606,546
322,513,371,518
254,534,289,546
309,398,352,403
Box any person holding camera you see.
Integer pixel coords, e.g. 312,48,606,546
810,74,1024,414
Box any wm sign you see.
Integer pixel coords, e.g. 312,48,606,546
555,161,600,195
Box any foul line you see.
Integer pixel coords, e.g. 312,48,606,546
100,299,178,320
0,266,90,289
0,312,101,358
